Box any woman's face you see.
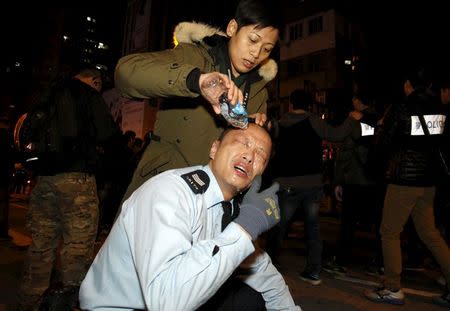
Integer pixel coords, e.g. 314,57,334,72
227,20,279,77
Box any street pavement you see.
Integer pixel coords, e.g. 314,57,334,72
0,193,447,310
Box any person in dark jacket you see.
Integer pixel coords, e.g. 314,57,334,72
323,92,385,276
364,67,450,307
434,76,450,243
17,68,120,309
265,89,362,285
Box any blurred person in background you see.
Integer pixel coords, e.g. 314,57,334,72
323,92,385,276
265,89,362,285
17,67,119,309
364,67,450,308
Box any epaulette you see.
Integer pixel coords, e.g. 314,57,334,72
181,170,210,194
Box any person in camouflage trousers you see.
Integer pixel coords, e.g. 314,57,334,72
19,173,99,308
17,68,119,310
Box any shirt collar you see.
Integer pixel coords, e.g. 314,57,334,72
202,165,225,209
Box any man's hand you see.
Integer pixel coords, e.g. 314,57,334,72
234,176,280,240
248,113,268,128
199,72,243,114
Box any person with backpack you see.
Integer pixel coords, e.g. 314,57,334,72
264,89,362,285
17,67,119,309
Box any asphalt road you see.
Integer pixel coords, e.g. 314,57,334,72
0,193,447,310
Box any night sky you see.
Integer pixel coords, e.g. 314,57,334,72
347,0,450,95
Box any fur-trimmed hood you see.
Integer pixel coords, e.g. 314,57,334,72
174,21,278,82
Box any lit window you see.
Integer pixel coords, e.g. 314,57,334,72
87,16,92,22
15,62,22,67
63,35,69,41
344,59,352,65
97,42,109,50
95,64,107,71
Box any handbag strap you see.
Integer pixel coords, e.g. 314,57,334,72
418,114,450,175
417,114,431,136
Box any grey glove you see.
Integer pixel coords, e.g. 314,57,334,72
234,176,280,240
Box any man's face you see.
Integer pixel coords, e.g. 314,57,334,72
227,20,279,77
209,124,272,200
91,76,103,92
352,97,366,112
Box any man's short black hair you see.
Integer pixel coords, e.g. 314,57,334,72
123,130,136,143
353,91,374,107
289,89,312,110
404,66,433,89
77,68,102,79
234,0,283,33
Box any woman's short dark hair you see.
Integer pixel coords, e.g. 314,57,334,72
234,0,283,32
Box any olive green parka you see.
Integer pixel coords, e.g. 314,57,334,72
115,21,278,201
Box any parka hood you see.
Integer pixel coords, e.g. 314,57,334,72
174,21,278,82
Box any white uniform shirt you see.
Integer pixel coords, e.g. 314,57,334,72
79,165,300,310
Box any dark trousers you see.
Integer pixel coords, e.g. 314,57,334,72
266,186,323,274
198,278,266,311
336,184,384,266
435,176,450,243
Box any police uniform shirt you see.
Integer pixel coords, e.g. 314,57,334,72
79,165,299,311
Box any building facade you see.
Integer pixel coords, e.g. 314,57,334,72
278,0,367,120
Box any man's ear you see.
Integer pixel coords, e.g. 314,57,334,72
226,19,238,37
209,140,220,159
